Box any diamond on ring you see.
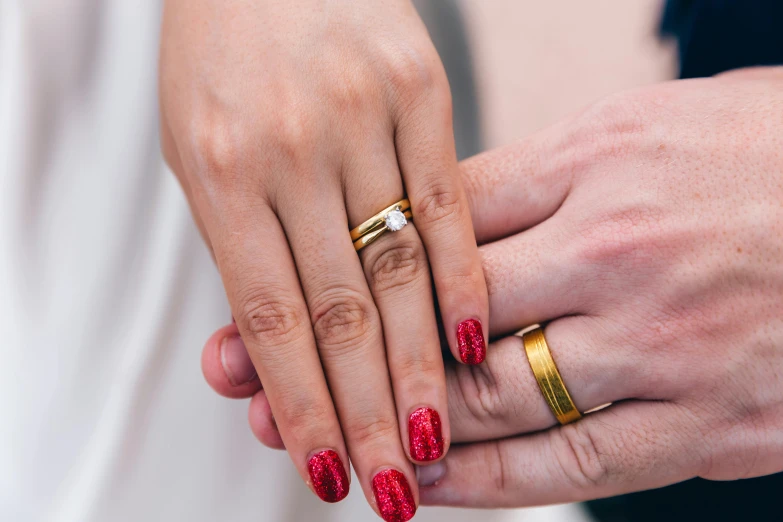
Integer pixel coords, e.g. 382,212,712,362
384,209,407,231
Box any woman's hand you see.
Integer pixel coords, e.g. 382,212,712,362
159,1,488,519
207,68,783,507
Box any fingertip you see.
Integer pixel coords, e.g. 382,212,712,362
456,318,487,365
249,390,285,450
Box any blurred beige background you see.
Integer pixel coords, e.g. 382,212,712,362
463,0,676,147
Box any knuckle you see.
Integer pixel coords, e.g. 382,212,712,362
345,413,399,448
277,397,333,447
574,204,671,270
191,111,247,182
556,91,652,179
489,439,523,496
236,289,304,346
394,349,442,383
455,339,541,426
366,241,427,293
485,440,508,495
311,291,376,348
581,90,651,141
555,422,611,489
383,44,445,105
413,181,464,227
439,269,484,301
262,110,318,168
463,363,507,421
327,71,371,113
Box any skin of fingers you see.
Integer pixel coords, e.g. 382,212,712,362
338,131,449,465
274,176,420,510
392,65,488,366
445,318,662,444
457,120,578,245
207,203,351,502
249,389,285,450
419,400,705,507
358,224,450,464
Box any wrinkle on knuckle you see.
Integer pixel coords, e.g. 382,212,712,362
367,242,426,293
237,290,304,347
461,362,506,423
555,91,652,179
575,204,670,270
395,350,440,380
345,413,398,448
277,398,331,447
413,181,463,228
311,291,375,348
555,422,610,489
487,440,507,495
580,90,651,143
440,269,484,299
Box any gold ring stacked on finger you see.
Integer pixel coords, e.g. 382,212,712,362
522,326,582,425
350,198,412,252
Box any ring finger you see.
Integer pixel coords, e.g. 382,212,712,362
344,139,450,468
444,316,673,444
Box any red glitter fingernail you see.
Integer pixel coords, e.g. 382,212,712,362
372,469,416,522
408,407,444,462
457,319,486,365
307,450,349,503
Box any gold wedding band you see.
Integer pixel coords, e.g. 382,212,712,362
350,198,412,252
522,326,582,425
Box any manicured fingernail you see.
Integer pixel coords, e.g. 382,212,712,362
416,462,446,487
220,335,256,386
372,469,416,522
408,407,444,462
308,450,349,503
457,319,486,365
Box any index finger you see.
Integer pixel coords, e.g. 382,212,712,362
208,200,351,503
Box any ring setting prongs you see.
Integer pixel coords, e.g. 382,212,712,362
384,208,407,232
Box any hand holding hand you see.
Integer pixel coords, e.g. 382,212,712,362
203,68,783,510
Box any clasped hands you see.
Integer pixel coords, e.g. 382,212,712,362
160,3,783,517
200,69,783,514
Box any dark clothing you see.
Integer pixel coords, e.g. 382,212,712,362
661,0,783,78
588,2,782,521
